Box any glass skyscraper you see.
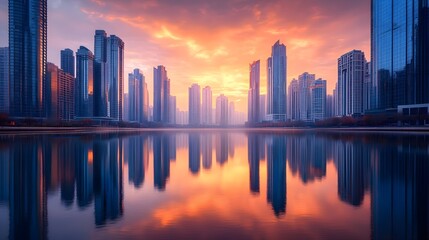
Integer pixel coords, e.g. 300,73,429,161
106,35,124,121
94,30,108,117
371,0,429,110
76,46,94,118
9,0,47,117
60,49,75,77
0,47,8,113
267,41,287,122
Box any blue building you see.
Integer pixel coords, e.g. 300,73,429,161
267,41,287,122
9,0,47,118
371,0,429,110
75,46,94,118
60,48,75,77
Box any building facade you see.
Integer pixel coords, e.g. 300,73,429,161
75,46,94,118
267,40,287,121
9,0,47,117
94,30,108,117
60,48,75,77
216,95,228,126
128,69,147,123
188,84,201,125
372,0,429,110
202,86,212,125
337,50,366,116
248,60,260,123
310,79,327,121
287,78,299,121
153,65,170,123
106,35,124,121
298,72,315,121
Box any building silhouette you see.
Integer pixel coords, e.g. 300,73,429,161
153,135,170,190
60,48,75,77
298,72,315,121
188,134,201,174
188,84,201,126
75,46,94,118
202,86,212,125
267,40,287,122
128,69,147,123
9,0,47,118
248,134,261,194
267,136,287,217
201,134,212,169
216,94,228,126
248,60,260,123
93,30,108,117
106,35,124,121
310,79,327,121
287,79,299,121
153,66,170,123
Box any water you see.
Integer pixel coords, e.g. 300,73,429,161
0,130,427,239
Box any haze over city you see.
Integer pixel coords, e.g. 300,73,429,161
0,0,370,112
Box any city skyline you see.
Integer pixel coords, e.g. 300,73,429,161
0,0,371,113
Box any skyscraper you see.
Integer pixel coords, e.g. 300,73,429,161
202,86,212,125
216,94,228,126
169,96,176,124
287,79,299,121
298,72,315,121
0,47,8,113
372,0,429,110
310,79,327,121
248,60,260,123
189,84,201,125
75,46,94,118
128,69,146,123
9,0,47,117
60,49,75,77
45,63,75,120
337,50,366,116
106,35,124,121
153,65,170,123
94,30,108,117
259,94,266,122
363,61,372,112
267,40,287,122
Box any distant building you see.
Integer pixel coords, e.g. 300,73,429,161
337,50,366,116
169,96,176,124
267,40,287,122
128,69,147,123
216,95,228,126
106,35,124,121
188,84,201,125
326,94,333,118
9,0,47,117
153,65,170,123
259,94,266,122
248,60,260,123
202,86,212,125
310,79,327,121
45,62,75,120
0,47,9,113
93,30,108,117
298,72,315,121
363,61,372,112
75,46,94,118
229,101,235,125
287,79,299,121
60,48,75,77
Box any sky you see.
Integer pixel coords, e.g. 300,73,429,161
0,0,370,113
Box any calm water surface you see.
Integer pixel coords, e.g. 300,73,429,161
0,130,428,239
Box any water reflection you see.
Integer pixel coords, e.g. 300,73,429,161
0,131,427,239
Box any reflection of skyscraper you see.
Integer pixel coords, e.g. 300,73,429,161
248,134,261,194
60,141,76,206
267,136,286,217
188,134,201,174
153,135,170,190
216,133,228,165
9,142,47,239
371,139,429,240
0,146,9,204
76,143,94,208
93,138,123,226
201,134,212,169
335,141,365,206
127,136,149,188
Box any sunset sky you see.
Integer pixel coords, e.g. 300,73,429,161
0,0,370,113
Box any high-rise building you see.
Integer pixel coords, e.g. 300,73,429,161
75,46,94,118
169,96,176,124
267,40,287,122
60,49,75,77
153,65,170,123
9,0,47,117
216,94,228,126
310,79,327,121
248,60,260,123
298,72,315,121
229,101,235,125
326,94,333,118
128,69,147,123
106,35,124,121
287,79,299,121
45,63,75,120
337,50,366,116
372,0,429,110
188,84,201,125
202,86,212,125
93,30,108,117
363,61,372,112
259,94,266,122
0,47,9,113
